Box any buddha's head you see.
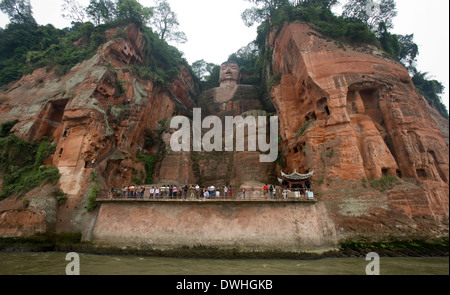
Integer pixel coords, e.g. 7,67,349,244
219,61,240,86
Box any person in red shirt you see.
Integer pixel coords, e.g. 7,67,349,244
263,184,269,199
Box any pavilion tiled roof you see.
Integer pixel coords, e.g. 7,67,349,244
280,170,314,181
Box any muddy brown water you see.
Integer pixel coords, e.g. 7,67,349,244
0,252,448,275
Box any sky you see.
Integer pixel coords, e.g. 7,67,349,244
0,0,448,111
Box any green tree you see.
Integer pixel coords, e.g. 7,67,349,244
150,0,187,44
378,22,419,74
397,33,419,74
192,59,217,81
377,21,400,55
0,0,36,25
241,0,290,27
116,0,153,26
86,0,117,26
228,42,259,69
61,0,86,23
290,0,338,9
412,72,448,119
342,0,397,34
200,64,220,90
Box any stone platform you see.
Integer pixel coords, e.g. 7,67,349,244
96,197,317,203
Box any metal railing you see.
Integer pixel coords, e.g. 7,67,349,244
99,187,317,202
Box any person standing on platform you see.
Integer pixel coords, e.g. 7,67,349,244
263,184,269,199
269,185,274,199
195,184,200,198
172,185,177,199
183,185,189,199
189,185,195,199
210,185,215,199
150,187,155,199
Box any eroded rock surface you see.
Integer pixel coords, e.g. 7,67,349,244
270,23,449,240
0,24,198,234
0,22,448,248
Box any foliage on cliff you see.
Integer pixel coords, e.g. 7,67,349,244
0,121,60,200
0,20,106,86
133,25,195,89
241,0,448,119
86,171,102,212
0,0,198,92
136,153,157,184
412,72,448,119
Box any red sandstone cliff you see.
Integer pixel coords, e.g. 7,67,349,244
0,21,448,249
0,24,198,235
270,22,449,241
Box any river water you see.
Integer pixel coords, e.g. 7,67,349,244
0,252,448,275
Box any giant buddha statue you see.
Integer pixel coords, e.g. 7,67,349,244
219,61,240,86
200,60,260,112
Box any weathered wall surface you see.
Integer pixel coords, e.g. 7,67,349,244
91,201,337,253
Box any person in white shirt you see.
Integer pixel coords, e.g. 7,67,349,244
195,185,200,198
150,187,155,199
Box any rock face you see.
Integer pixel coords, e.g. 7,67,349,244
156,60,276,188
0,21,448,249
270,22,449,240
0,184,57,237
0,24,198,235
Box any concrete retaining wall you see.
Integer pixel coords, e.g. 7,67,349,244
90,201,338,253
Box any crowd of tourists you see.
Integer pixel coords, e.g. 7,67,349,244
109,184,234,200
107,184,287,200
107,184,314,201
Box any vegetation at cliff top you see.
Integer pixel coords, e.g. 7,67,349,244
0,15,108,85
412,72,448,119
0,0,447,118
192,0,446,118
227,0,448,118
0,121,60,200
0,0,198,91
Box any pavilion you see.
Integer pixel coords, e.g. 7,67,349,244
278,170,314,193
